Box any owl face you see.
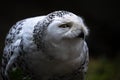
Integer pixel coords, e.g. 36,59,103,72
46,12,88,43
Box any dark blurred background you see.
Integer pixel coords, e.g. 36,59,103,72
0,0,120,80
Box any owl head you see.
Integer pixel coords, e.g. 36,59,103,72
45,11,89,43
33,11,89,49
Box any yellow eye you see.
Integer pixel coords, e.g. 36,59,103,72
59,23,72,28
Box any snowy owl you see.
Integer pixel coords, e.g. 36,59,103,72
1,11,89,80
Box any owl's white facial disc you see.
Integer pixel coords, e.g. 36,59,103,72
44,12,89,60
46,12,88,43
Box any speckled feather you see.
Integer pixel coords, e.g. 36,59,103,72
1,11,89,80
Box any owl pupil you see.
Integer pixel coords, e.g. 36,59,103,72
63,24,69,28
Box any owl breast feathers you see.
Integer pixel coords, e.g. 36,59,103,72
1,10,89,80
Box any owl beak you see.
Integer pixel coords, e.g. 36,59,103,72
76,32,85,39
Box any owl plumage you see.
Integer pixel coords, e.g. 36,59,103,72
1,11,89,80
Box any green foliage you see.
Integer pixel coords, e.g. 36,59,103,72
9,68,31,80
86,57,120,80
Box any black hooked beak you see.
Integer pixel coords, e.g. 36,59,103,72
76,32,85,39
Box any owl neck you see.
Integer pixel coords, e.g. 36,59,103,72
44,39,85,61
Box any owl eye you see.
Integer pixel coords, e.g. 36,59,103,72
59,23,72,28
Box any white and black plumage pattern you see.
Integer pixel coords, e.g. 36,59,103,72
1,11,89,80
